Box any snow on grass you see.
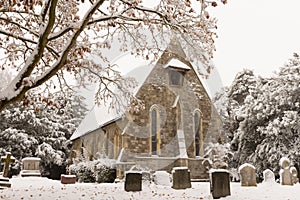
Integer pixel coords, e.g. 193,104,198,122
1,177,300,200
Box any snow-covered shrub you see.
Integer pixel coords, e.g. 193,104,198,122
94,161,116,183
204,142,233,169
69,161,95,183
69,158,116,183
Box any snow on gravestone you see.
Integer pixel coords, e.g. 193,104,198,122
279,157,293,186
172,167,191,189
262,169,276,184
20,157,41,177
209,169,231,199
290,167,299,184
124,171,142,192
238,163,257,186
153,171,172,186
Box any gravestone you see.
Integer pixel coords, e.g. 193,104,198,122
153,171,172,186
1,152,15,178
172,167,191,189
238,163,257,186
263,169,275,184
279,157,293,186
124,172,142,192
20,157,41,177
61,175,76,184
290,167,298,184
294,163,300,182
0,176,11,189
209,169,231,199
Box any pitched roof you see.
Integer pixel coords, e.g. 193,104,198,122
164,58,191,70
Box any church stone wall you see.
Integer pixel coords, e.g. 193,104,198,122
122,51,216,159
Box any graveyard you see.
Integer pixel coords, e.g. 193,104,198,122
1,151,300,199
0,175,300,200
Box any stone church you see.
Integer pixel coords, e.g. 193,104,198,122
70,36,222,180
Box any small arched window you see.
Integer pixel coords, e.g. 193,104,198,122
150,106,160,155
113,131,119,159
194,110,203,156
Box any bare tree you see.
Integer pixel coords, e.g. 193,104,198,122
0,0,227,112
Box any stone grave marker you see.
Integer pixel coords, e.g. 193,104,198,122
290,167,298,184
263,169,275,184
1,152,15,178
0,153,15,189
0,176,11,189
172,167,191,189
209,169,231,199
124,172,142,192
279,157,293,186
61,175,76,184
20,157,41,177
238,163,257,186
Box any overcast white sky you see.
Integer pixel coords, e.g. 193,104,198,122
210,0,300,87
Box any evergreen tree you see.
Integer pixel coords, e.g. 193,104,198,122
0,91,87,179
216,54,300,178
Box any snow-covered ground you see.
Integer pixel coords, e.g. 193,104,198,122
0,177,299,200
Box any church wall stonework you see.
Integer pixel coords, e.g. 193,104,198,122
120,50,215,160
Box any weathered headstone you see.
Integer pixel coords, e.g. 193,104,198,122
294,163,300,182
61,175,76,184
290,167,299,184
124,172,142,192
209,169,231,199
20,157,41,177
263,169,276,184
1,152,15,178
279,157,293,186
238,163,257,186
172,167,191,189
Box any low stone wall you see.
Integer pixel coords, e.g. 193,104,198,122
119,157,210,181
135,157,177,172
187,158,210,180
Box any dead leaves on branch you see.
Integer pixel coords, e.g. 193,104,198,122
0,0,227,111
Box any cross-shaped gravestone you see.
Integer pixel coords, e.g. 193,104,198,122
1,152,15,178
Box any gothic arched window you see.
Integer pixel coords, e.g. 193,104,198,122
150,106,160,155
194,110,203,156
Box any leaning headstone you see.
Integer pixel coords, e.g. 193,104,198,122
209,169,231,199
124,172,142,192
1,152,15,178
238,163,257,186
263,169,276,184
290,167,299,184
20,157,41,177
279,157,293,186
172,167,191,189
153,171,172,186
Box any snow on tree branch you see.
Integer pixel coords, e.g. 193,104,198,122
0,0,227,111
